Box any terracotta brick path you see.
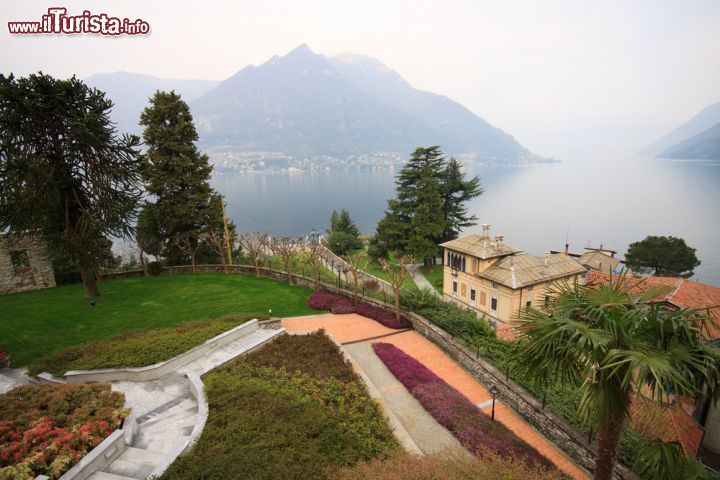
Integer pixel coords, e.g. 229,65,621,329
281,314,589,480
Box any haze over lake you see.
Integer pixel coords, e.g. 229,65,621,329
212,156,720,287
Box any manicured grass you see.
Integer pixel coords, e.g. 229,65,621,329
418,265,443,293
160,332,398,480
0,273,315,367
27,313,261,376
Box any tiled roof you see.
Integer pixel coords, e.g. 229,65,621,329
585,271,720,338
577,251,620,272
440,235,519,259
630,396,704,457
480,253,586,289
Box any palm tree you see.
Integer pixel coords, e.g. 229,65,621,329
512,274,720,480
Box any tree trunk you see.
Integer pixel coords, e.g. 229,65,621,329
593,400,630,480
191,253,197,273
220,254,227,273
353,278,359,305
254,259,260,278
80,264,100,298
139,250,148,276
394,288,401,323
285,263,293,284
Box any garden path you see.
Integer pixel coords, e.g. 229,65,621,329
281,314,589,480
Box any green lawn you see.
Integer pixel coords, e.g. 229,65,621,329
363,261,417,290
0,273,315,366
418,265,443,293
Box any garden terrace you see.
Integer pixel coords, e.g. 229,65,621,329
159,331,398,479
0,272,315,366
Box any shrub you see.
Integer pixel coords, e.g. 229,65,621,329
160,333,398,480
332,450,565,480
308,290,351,311
366,243,388,262
28,313,262,376
372,342,554,471
331,304,356,314
401,289,493,340
0,384,126,479
147,261,163,276
355,303,410,329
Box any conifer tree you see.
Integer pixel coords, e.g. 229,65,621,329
0,73,142,298
139,90,215,264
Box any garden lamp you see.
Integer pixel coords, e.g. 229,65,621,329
489,385,500,421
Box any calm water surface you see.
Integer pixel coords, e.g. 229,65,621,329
211,157,720,286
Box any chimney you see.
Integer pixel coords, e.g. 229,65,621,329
544,251,550,266
498,235,505,244
564,243,569,255
482,224,491,238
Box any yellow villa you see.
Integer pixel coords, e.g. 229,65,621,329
439,225,586,326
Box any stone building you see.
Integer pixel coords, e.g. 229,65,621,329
0,233,56,294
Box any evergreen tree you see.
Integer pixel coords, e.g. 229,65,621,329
0,73,142,298
327,208,361,255
440,158,482,244
375,146,481,265
139,90,215,264
625,235,701,277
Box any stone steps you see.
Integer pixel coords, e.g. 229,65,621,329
87,471,138,480
105,447,166,479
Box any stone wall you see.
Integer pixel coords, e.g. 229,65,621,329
0,234,56,294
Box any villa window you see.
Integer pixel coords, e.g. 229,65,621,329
10,250,30,274
449,252,466,273
452,280,458,297
470,288,476,302
491,295,498,312
526,300,532,308
544,295,550,307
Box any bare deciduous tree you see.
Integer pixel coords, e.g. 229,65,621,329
304,241,325,291
344,252,368,305
202,229,228,272
237,232,268,277
270,236,301,284
380,256,414,323
176,233,201,273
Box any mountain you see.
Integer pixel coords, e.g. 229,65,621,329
85,72,219,136
657,122,720,160
189,44,534,163
640,101,720,157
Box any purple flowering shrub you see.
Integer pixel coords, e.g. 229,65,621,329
330,304,356,314
308,291,351,311
308,292,410,330
372,342,554,470
355,303,410,330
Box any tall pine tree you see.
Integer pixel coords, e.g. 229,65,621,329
139,91,215,264
376,146,481,265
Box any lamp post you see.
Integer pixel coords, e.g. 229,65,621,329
489,385,499,421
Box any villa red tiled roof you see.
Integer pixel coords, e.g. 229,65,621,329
630,396,704,457
585,271,720,339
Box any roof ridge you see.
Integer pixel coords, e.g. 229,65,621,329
667,278,684,302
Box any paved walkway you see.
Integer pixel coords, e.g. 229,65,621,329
407,264,441,296
281,314,589,480
0,368,30,394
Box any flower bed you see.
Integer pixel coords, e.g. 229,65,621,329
371,342,554,471
308,291,410,329
159,331,398,479
0,383,127,479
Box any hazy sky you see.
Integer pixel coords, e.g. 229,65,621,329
2,0,719,159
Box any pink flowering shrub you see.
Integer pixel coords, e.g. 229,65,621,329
372,342,554,470
307,292,410,329
308,291,351,311
330,304,356,314
354,303,410,329
0,384,127,479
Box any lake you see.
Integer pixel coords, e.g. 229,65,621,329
211,157,720,287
